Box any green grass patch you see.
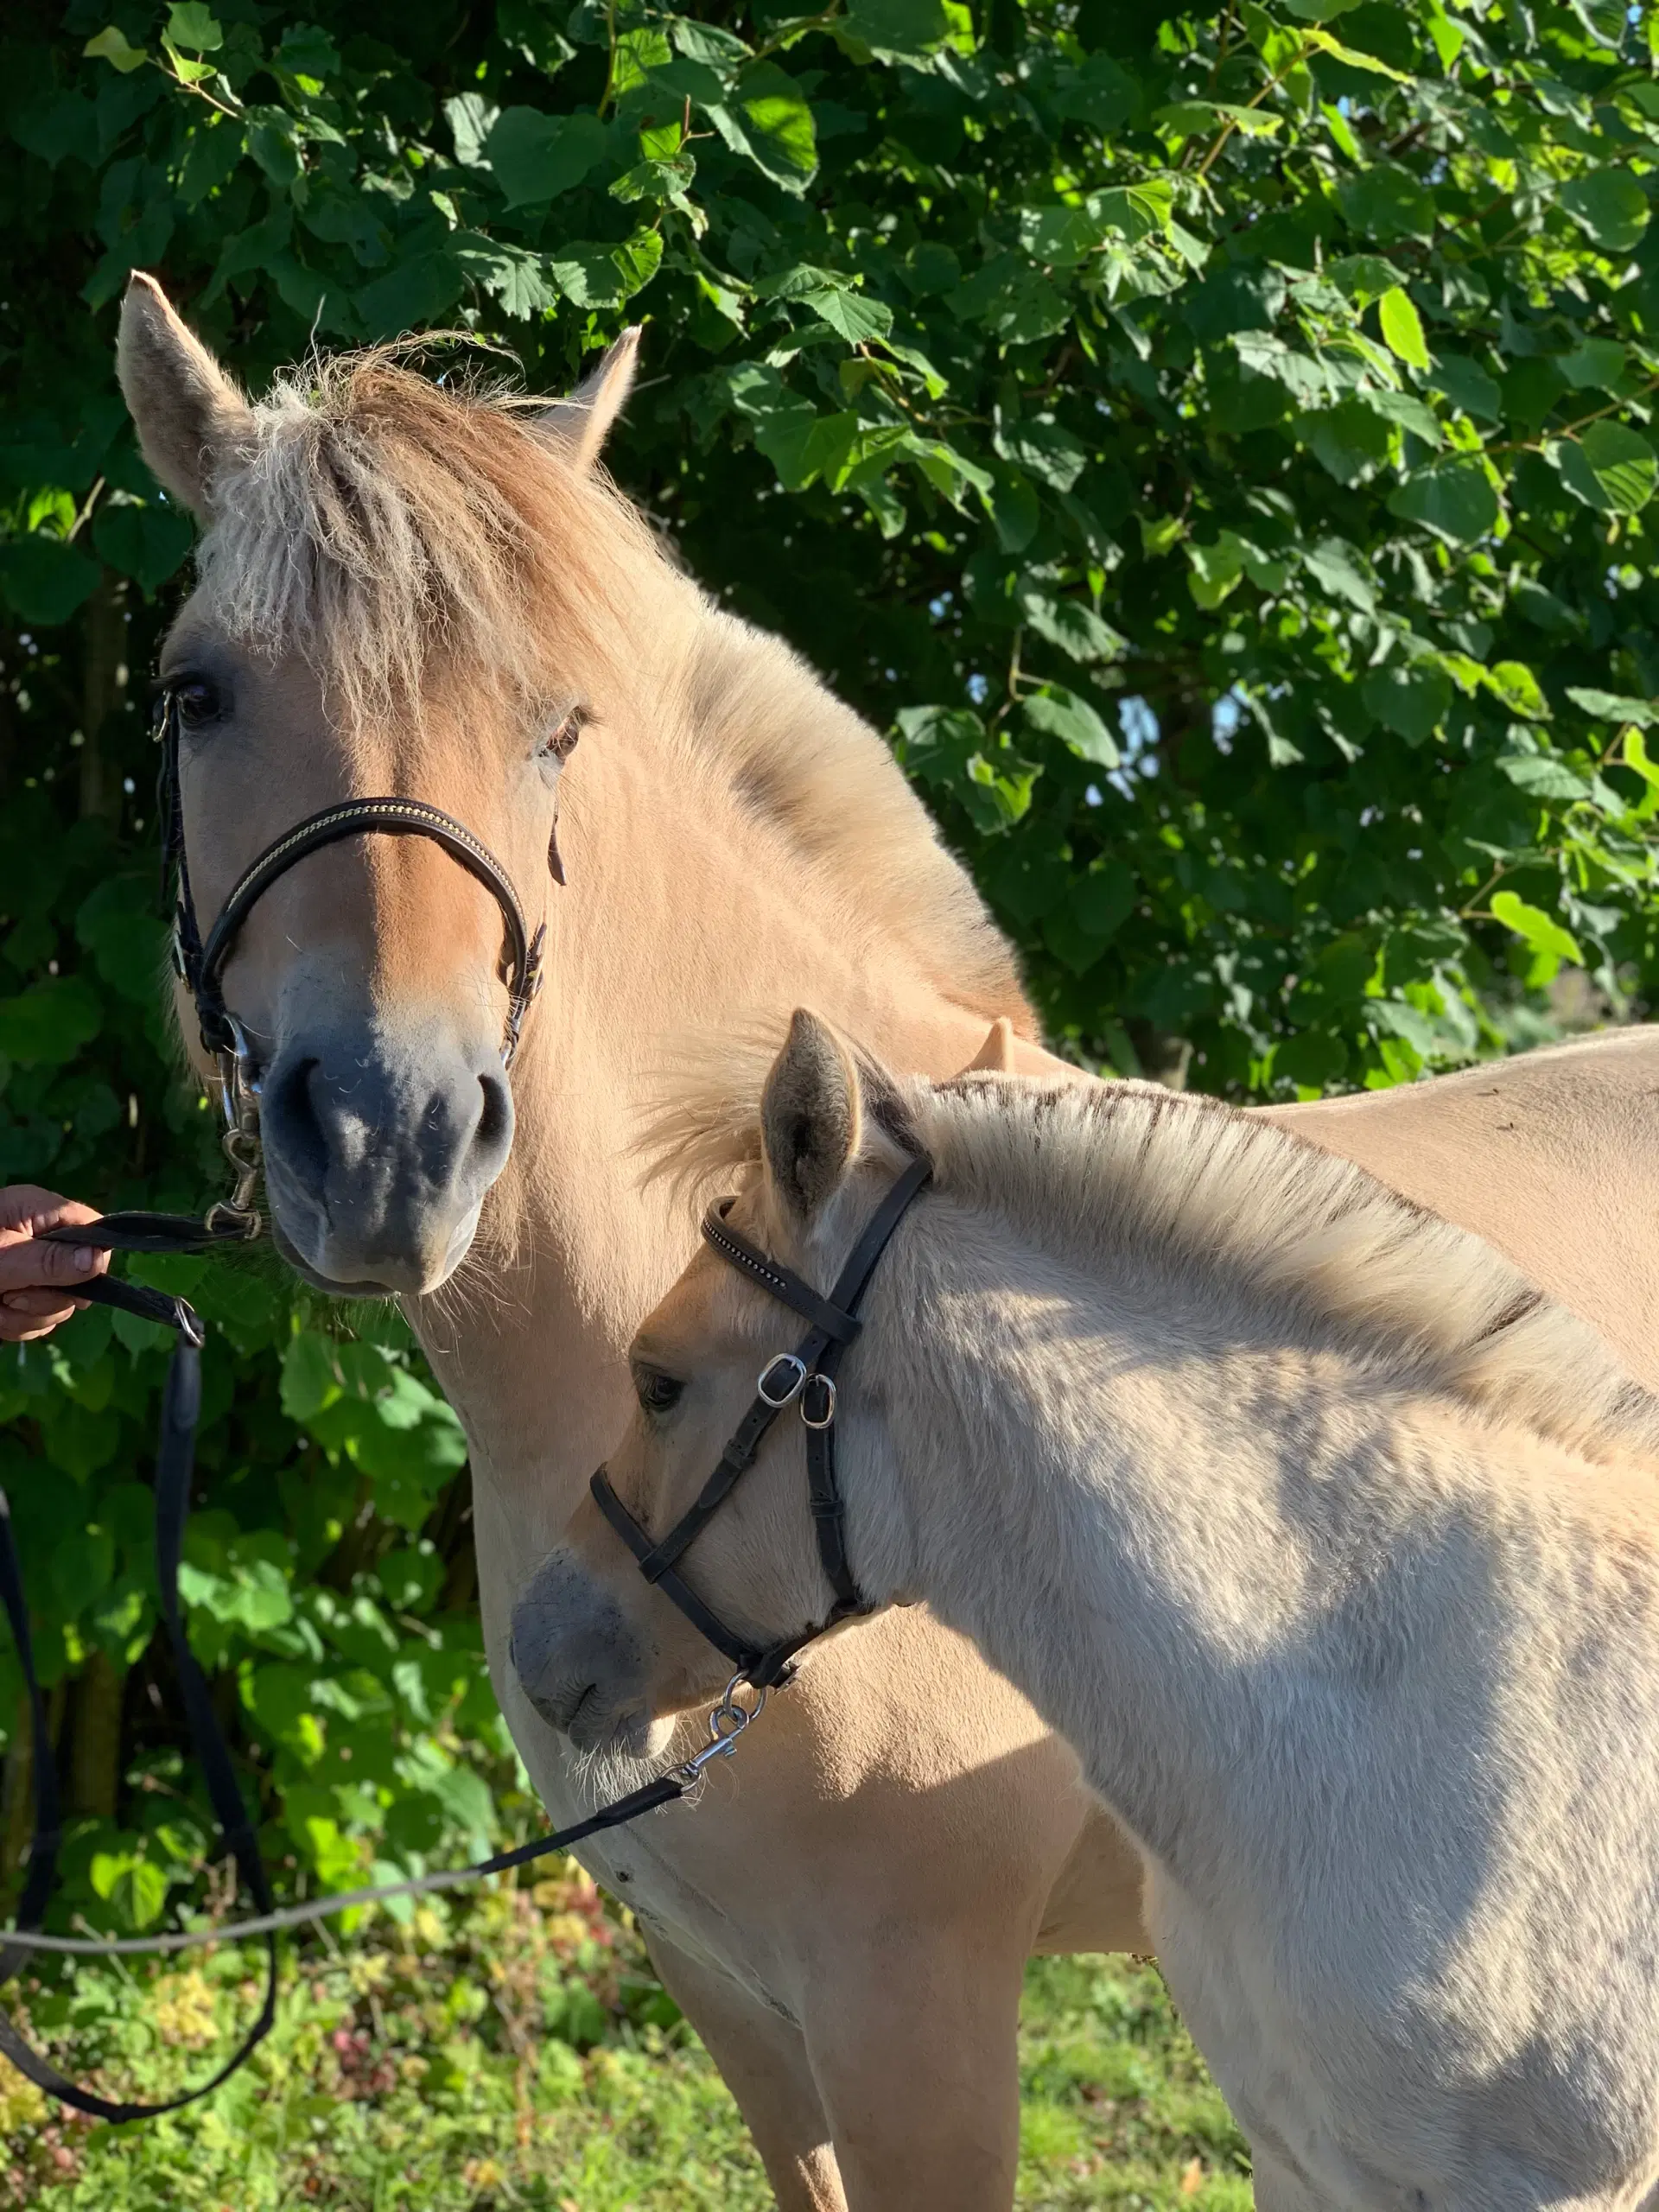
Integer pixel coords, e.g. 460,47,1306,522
2,1878,1248,2208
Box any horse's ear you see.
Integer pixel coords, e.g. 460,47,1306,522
761,1010,863,1228
538,326,641,472
117,273,251,519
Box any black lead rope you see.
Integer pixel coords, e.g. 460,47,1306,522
0,1211,278,2120
0,1214,718,2117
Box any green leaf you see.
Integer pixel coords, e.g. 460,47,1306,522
1567,688,1659,728
91,1853,169,1931
92,501,195,592
1558,168,1649,256
1552,423,1656,515
1387,458,1498,543
735,63,818,188
1484,661,1549,721
485,109,611,208
804,287,893,343
1360,661,1451,746
454,238,557,319
0,536,100,626
1498,753,1588,801
1338,165,1436,244
1560,338,1628,391
1157,101,1283,139
165,2,222,51
1186,534,1246,608
1022,685,1120,768
0,977,102,1066
844,0,949,54
83,25,148,72
1429,353,1501,423
1304,26,1413,76
1377,287,1429,372
1490,890,1582,966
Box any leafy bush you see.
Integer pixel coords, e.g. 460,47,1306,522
1,0,1656,1967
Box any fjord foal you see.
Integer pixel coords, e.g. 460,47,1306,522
119,270,1659,2209
549,1011,1659,2212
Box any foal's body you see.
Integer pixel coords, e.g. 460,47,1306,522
113,272,1659,2209
555,1031,1659,2210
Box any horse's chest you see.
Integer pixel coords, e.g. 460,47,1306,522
515,1719,801,2023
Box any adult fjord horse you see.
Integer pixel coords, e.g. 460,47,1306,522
117,271,1659,2209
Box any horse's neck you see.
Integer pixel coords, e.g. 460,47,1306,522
861,1224,1428,1885
410,692,1002,1539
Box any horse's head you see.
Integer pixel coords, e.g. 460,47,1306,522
118,275,647,1295
511,1010,920,1751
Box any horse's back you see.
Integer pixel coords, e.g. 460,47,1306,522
1262,1027,1659,1395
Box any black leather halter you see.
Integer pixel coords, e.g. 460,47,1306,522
156,687,546,1226
590,1155,932,1692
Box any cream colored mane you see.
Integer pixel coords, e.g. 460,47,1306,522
193,346,1029,1029
649,1049,1659,1469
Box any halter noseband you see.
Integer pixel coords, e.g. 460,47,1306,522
156,689,547,1231
589,1154,932,1693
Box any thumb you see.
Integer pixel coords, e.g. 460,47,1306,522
0,1235,109,1294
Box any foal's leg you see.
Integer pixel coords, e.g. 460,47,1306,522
798,1921,1031,2211
644,1928,849,2212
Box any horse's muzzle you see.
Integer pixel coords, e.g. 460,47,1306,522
257,1008,514,1297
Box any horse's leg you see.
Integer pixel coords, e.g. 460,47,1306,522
644,1927,848,2212
798,1921,1030,2211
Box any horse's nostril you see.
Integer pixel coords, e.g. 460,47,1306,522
264,1054,328,1192
476,1071,511,1157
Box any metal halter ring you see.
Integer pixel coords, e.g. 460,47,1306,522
757,1353,808,1408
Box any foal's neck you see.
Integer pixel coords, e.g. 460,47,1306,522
861,1219,1429,1885
410,634,1005,1535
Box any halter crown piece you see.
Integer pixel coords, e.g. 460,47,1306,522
590,1154,933,1691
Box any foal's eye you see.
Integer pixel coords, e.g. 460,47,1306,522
539,705,586,765
634,1367,685,1416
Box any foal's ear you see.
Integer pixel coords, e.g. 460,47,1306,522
539,326,642,473
761,1010,863,1227
117,273,252,520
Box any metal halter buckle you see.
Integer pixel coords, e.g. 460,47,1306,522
757,1353,808,1408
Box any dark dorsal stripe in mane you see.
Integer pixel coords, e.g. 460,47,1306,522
909,1076,1659,1468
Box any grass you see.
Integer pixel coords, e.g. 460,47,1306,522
1,1864,1250,2209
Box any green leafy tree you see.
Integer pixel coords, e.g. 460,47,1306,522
1,0,1656,1926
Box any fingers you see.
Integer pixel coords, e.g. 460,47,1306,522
0,1234,108,1295
0,1296,81,1344
0,1188,109,1344
0,1185,103,1236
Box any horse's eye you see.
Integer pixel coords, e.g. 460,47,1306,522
172,678,221,730
540,705,585,764
634,1367,684,1415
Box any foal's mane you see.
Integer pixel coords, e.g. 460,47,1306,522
194,345,1030,1030
647,1047,1659,1467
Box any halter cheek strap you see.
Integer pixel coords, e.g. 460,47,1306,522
590,1154,932,1692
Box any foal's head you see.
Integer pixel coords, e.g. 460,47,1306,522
118,275,651,1294
510,1011,921,1751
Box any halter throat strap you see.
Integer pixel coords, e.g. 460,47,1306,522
590,1154,932,1693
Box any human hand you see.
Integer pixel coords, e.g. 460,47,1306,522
0,1186,110,1344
